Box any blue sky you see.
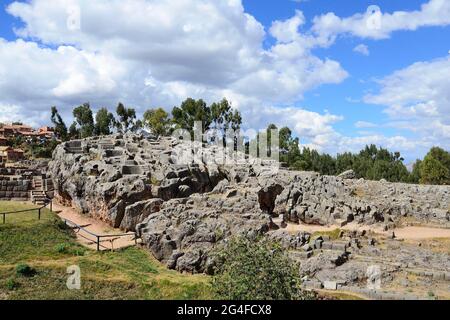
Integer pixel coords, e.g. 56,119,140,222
245,0,450,149
0,0,449,162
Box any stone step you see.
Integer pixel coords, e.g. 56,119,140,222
66,147,83,154
122,165,144,175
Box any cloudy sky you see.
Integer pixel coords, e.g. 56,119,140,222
0,0,449,162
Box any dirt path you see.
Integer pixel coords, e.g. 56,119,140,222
278,218,450,240
383,226,450,240
52,203,137,251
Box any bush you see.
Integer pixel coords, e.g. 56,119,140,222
6,278,19,290
15,263,36,277
55,243,69,253
55,219,69,230
55,242,85,256
211,237,316,300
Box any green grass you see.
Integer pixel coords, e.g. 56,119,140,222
0,201,212,300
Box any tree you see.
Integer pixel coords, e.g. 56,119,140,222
69,122,80,139
419,147,450,185
426,147,450,170
278,126,301,166
50,106,68,141
336,152,355,174
210,98,242,137
73,103,95,138
116,103,138,133
211,237,315,300
172,98,211,137
132,119,143,132
143,108,171,136
95,107,115,136
409,159,422,184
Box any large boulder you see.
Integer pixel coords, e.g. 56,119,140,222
120,198,163,231
49,133,450,275
338,169,356,179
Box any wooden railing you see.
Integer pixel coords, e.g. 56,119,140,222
0,201,51,224
60,217,138,251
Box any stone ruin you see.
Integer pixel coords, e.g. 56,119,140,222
49,133,450,297
0,161,53,203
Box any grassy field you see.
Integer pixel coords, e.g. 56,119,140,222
0,201,213,300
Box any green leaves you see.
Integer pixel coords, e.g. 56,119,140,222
50,106,68,141
211,237,314,300
143,108,170,136
419,147,450,185
95,107,115,136
73,103,95,138
171,98,242,141
116,102,139,133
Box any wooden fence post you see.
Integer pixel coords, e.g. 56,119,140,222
38,208,41,220
97,236,100,251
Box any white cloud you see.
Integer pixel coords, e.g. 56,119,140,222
0,103,45,127
365,56,450,151
2,0,348,118
1,0,448,161
312,0,450,42
353,44,369,56
270,10,306,43
355,121,377,128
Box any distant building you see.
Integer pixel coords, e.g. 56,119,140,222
0,124,36,138
38,126,55,139
0,124,56,140
0,146,25,162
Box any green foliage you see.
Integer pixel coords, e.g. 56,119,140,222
50,106,68,141
419,148,450,185
68,121,80,139
73,103,95,138
408,159,422,184
95,107,116,136
116,102,139,133
54,243,85,256
6,135,25,148
272,124,414,184
29,139,60,159
7,134,59,159
0,201,212,300
210,98,242,138
211,237,315,300
47,100,449,187
172,98,211,136
171,97,241,144
15,264,36,277
6,278,19,290
143,108,171,136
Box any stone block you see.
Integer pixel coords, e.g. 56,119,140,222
323,281,338,290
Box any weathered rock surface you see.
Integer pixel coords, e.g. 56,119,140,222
50,133,450,275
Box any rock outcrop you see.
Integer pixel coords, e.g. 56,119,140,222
49,133,450,274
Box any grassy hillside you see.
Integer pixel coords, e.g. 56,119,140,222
0,201,212,300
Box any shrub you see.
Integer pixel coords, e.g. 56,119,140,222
211,237,316,300
55,243,69,253
55,219,69,230
55,243,85,256
6,278,19,290
15,263,36,277
71,247,86,256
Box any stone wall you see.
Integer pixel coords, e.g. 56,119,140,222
0,177,31,201
49,133,450,274
275,170,450,228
